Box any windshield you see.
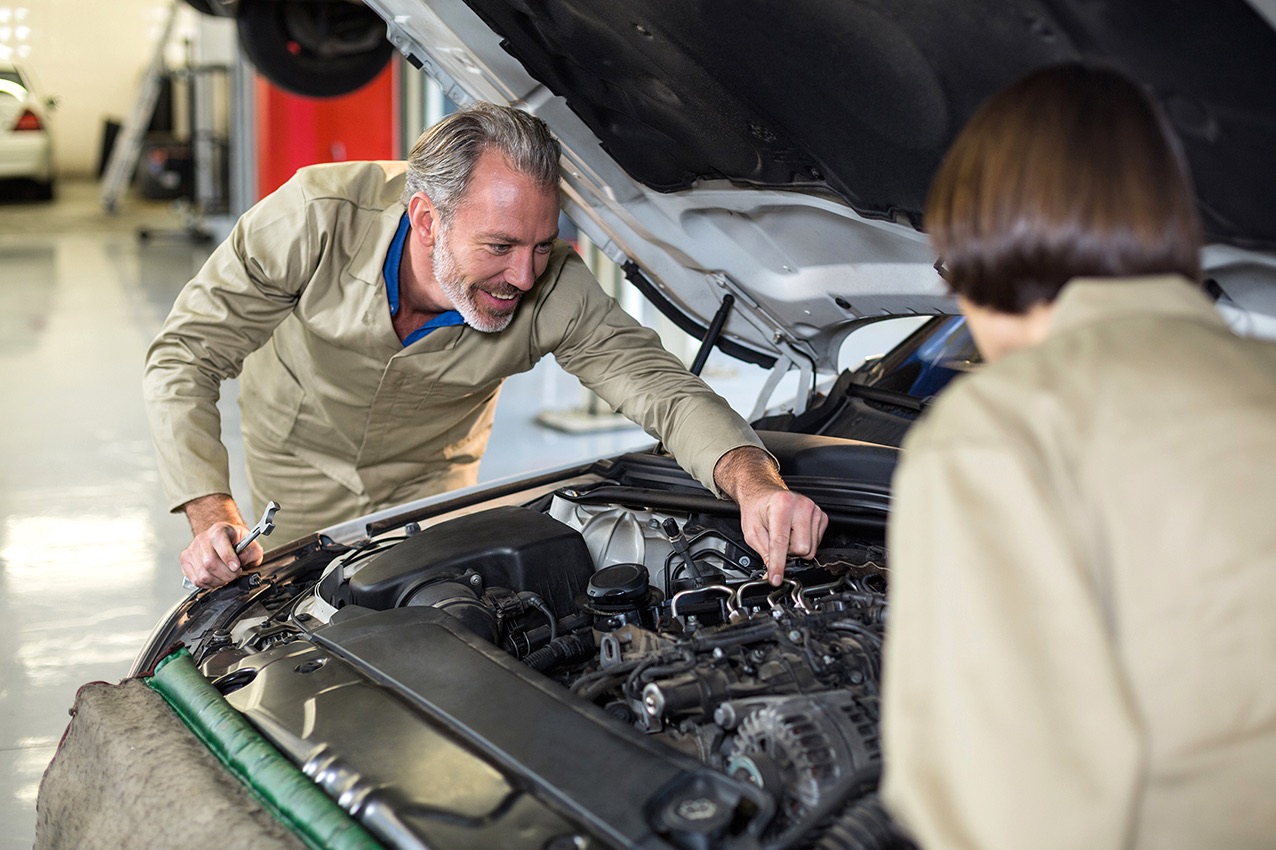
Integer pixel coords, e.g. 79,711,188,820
857,316,980,400
0,70,29,100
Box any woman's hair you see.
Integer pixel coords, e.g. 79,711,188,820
402,102,562,223
925,64,1203,314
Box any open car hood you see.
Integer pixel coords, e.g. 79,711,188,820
364,0,1276,371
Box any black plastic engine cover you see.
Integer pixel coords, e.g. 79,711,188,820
333,506,595,616
306,606,773,849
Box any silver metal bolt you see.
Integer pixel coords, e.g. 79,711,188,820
675,798,720,821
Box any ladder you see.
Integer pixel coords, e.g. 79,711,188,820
100,2,178,213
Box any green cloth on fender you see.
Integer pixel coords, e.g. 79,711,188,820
148,649,383,850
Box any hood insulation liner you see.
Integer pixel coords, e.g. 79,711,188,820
465,0,1276,249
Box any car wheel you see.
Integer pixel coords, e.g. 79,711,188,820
179,0,222,16
236,0,394,99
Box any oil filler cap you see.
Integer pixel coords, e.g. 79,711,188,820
586,563,650,608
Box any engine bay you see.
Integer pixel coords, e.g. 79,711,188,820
173,442,910,849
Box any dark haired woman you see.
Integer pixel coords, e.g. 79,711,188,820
881,64,1276,849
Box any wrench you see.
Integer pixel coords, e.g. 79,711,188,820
182,501,282,591
235,500,281,554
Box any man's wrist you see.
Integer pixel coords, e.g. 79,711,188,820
713,445,785,503
181,493,244,536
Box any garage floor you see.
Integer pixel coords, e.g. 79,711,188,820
0,179,769,848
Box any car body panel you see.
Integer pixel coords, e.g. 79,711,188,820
0,65,53,185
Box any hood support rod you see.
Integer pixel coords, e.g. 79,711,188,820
690,294,735,376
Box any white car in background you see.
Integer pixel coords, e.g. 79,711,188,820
0,62,54,200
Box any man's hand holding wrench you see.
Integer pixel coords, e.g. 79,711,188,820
180,500,281,591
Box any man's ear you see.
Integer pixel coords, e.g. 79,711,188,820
406,192,441,246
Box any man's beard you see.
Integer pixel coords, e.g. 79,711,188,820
432,230,521,333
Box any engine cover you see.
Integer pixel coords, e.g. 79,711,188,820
326,506,595,616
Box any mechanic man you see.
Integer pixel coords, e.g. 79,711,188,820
145,102,826,590
881,65,1276,848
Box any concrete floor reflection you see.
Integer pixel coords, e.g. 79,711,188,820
1,181,771,847
0,179,213,845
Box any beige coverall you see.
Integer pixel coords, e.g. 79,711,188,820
144,161,763,541
883,276,1276,849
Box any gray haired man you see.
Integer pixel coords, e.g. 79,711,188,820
145,103,827,589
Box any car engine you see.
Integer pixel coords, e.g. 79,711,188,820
167,442,911,850
295,486,908,850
